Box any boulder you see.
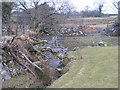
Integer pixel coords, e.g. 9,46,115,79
1,70,11,81
73,47,80,51
92,40,107,47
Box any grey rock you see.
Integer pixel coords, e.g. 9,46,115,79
56,67,63,72
1,70,11,81
74,47,80,51
92,40,107,47
0,56,2,61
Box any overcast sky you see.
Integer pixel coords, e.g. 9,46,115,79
4,0,118,14
68,0,118,14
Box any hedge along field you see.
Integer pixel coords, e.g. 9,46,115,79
48,46,118,88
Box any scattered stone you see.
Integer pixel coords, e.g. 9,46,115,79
1,70,11,81
59,26,84,36
73,47,80,51
56,67,63,72
92,40,107,47
0,63,3,72
57,52,65,59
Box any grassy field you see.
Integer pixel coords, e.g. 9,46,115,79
67,16,117,21
60,36,118,51
48,46,118,88
89,24,108,28
61,16,117,34
60,24,108,28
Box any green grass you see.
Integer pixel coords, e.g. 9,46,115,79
60,23,111,28
60,36,118,50
48,46,118,88
60,24,79,28
60,23,108,28
89,24,108,28
60,16,117,28
83,16,117,20
67,16,117,21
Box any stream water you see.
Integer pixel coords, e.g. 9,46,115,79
42,36,67,70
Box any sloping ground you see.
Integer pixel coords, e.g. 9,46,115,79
2,72,43,88
49,46,118,88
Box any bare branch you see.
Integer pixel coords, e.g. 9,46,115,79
113,1,119,9
19,51,43,71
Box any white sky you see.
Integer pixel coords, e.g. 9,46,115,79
4,0,119,14
69,0,118,14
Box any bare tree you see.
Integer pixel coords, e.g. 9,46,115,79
18,2,35,30
2,2,14,35
113,0,120,19
81,6,102,17
17,1,60,35
58,1,74,15
112,0,120,36
94,0,105,16
0,2,2,89
81,6,91,17
0,2,2,37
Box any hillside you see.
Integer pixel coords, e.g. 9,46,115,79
48,46,118,88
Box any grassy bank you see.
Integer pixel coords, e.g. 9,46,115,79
48,46,118,88
60,36,118,50
67,16,117,20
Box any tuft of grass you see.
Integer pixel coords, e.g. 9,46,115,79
48,46,118,88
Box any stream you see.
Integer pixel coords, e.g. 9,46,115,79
42,36,67,70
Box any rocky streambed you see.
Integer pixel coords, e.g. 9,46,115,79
1,35,69,88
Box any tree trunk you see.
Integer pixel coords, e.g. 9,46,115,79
118,1,120,36
0,2,2,89
22,25,25,34
7,24,11,35
118,1,120,20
